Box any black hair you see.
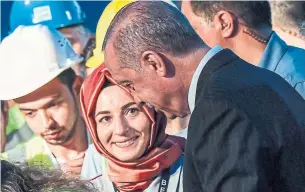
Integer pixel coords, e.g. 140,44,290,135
57,68,77,91
80,36,96,67
1,160,97,192
190,1,272,29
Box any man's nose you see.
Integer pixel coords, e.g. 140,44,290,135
39,110,56,130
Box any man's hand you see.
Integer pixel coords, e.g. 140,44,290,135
60,152,85,176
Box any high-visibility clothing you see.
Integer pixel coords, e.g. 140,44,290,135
5,105,34,151
1,135,57,169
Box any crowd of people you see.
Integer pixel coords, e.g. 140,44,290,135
1,1,305,192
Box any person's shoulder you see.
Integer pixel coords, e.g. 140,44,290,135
202,51,297,101
85,144,107,163
85,144,99,156
1,144,24,161
82,146,112,192
287,44,305,56
1,135,42,161
198,62,260,100
278,45,305,84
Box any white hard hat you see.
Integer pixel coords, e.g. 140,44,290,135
0,25,83,100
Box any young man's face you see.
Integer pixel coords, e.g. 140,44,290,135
15,78,79,146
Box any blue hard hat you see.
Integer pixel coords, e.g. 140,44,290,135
9,1,86,32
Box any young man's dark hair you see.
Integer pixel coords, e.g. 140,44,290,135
1,160,97,192
58,68,77,91
81,36,96,64
80,36,97,75
190,1,271,29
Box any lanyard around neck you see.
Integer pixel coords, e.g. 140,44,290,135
112,167,171,192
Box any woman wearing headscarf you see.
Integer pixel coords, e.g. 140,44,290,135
80,64,185,192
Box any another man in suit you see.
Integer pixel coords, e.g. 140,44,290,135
102,1,305,192
181,1,305,98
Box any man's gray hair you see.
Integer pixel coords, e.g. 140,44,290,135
270,1,305,37
102,1,203,71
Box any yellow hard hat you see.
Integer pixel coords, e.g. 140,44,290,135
85,0,135,68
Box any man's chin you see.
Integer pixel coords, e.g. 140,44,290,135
161,109,189,119
45,139,65,145
168,115,177,120
44,136,70,146
163,112,178,120
167,112,190,119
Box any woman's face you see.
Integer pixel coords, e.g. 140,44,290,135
94,85,151,162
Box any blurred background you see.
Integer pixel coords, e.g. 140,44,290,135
1,1,110,40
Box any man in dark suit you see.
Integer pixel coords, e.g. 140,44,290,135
102,1,305,191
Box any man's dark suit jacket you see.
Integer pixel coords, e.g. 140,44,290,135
184,49,305,192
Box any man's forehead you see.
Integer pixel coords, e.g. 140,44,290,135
104,40,115,60
14,78,65,104
15,93,62,111
109,69,130,85
104,38,136,84
104,42,121,74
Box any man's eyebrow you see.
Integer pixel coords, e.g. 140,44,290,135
19,107,35,112
19,94,61,111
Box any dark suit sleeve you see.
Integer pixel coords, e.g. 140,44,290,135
184,98,272,192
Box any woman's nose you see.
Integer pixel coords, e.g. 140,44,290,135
113,116,129,135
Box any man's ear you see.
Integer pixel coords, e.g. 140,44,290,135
140,51,167,77
72,76,84,97
214,10,235,38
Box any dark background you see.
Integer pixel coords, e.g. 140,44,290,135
1,1,110,40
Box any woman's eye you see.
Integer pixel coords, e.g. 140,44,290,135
99,116,111,123
126,108,139,116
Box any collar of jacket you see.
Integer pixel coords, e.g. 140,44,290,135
259,32,289,72
195,49,239,103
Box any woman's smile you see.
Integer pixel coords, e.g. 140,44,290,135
113,136,139,148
